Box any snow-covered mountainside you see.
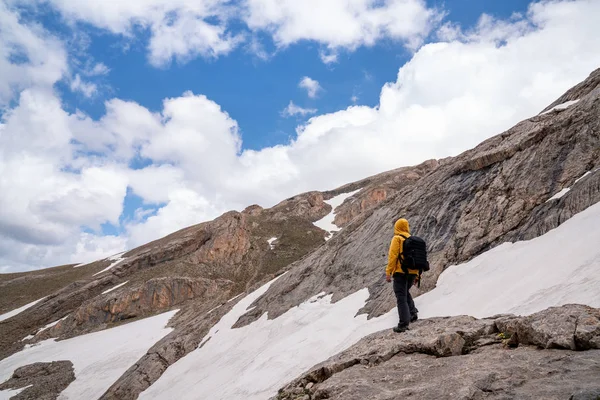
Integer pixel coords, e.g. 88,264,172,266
1,68,599,399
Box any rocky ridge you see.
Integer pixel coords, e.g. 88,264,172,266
236,68,600,327
275,304,600,400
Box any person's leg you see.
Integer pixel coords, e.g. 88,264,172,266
393,273,410,328
406,275,418,319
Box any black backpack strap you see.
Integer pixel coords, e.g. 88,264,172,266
397,234,409,273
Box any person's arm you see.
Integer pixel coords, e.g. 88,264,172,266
386,236,400,280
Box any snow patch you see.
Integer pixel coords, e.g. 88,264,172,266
540,99,580,115
140,278,394,400
416,201,600,318
227,293,243,303
36,315,69,335
267,237,277,250
0,310,177,400
546,187,570,202
0,385,31,400
0,298,45,323
574,171,592,184
313,189,361,240
102,281,129,295
93,252,127,276
546,168,598,203
205,305,222,315
20,335,34,342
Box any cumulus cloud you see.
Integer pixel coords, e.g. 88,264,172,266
33,0,441,66
35,0,241,67
244,0,442,52
147,13,244,66
281,101,318,117
299,76,322,98
0,2,68,106
3,0,600,272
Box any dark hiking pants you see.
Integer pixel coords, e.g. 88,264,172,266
393,273,418,327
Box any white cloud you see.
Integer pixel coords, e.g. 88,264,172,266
86,62,110,76
125,188,223,248
299,76,322,98
147,13,243,66
29,0,442,66
0,2,68,106
69,233,128,265
244,0,442,51
70,74,97,97
281,101,317,117
38,0,242,67
319,49,338,64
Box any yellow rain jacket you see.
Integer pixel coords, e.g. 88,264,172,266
386,218,420,277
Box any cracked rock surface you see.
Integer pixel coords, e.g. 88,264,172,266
0,361,75,400
275,305,600,400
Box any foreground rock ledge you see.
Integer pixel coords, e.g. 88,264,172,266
275,304,600,400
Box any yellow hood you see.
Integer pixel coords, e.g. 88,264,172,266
394,218,410,236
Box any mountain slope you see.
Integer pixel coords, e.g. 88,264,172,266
237,67,600,326
0,68,599,399
121,196,600,400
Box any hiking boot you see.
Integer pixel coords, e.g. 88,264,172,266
410,313,418,323
393,324,409,333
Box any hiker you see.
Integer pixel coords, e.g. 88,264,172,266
386,218,422,333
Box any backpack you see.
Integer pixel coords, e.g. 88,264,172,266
398,234,430,286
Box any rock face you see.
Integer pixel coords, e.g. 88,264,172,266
0,361,75,400
237,68,600,327
43,277,233,340
275,305,600,400
329,159,440,228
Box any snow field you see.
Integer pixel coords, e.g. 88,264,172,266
0,310,178,400
416,201,600,317
140,279,396,400
141,201,600,399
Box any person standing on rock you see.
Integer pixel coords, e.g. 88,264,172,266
386,218,420,333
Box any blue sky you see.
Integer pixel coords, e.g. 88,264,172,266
44,0,531,152
1,0,599,271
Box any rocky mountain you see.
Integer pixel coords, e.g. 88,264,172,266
0,68,599,400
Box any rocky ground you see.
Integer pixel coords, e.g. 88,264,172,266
275,304,600,400
0,361,75,400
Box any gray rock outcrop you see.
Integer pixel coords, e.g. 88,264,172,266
275,305,600,400
0,361,75,400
